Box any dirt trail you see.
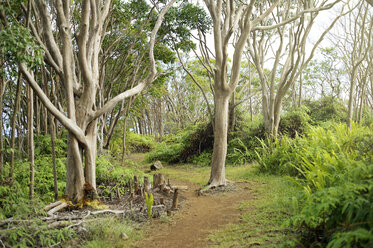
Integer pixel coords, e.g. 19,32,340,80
134,179,253,248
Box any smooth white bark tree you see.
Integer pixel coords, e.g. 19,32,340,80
20,0,176,202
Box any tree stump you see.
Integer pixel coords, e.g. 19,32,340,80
153,173,165,189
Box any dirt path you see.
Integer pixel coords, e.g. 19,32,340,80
134,179,253,248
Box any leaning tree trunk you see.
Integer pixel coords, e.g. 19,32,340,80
208,92,229,186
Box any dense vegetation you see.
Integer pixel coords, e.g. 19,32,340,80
1,0,373,247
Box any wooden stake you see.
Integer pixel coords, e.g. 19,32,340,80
134,176,139,195
172,189,179,210
116,187,121,200
144,176,150,193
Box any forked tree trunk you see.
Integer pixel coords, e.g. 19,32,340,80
208,93,229,186
65,135,85,202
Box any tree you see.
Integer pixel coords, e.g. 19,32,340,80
13,0,176,202
201,0,281,188
249,0,344,137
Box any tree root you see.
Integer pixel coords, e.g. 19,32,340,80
198,180,234,196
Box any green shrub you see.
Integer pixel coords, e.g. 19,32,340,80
192,150,212,166
96,155,151,197
145,122,213,164
304,96,347,123
278,106,311,137
256,122,373,247
0,219,74,248
109,128,157,157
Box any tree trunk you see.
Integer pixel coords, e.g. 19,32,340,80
0,77,4,173
35,97,41,135
84,120,98,192
298,74,303,108
347,67,358,130
208,93,229,186
9,74,22,180
121,117,128,164
229,91,236,131
50,113,59,200
27,83,35,200
65,135,85,202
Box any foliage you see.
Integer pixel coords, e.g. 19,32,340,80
0,22,44,71
0,219,75,248
256,122,373,247
192,150,212,166
278,106,312,138
146,122,213,164
96,155,151,198
303,97,347,124
144,192,154,218
82,217,141,248
110,129,157,157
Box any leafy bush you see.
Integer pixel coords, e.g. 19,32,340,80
96,155,151,197
303,96,347,123
109,130,156,157
256,122,373,247
192,150,212,166
278,106,311,137
146,122,213,164
0,219,74,248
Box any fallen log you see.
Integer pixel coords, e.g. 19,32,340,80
172,185,188,190
90,209,127,215
44,201,63,211
47,202,69,216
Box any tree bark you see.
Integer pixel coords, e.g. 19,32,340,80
208,93,229,186
27,82,34,200
0,75,5,173
50,113,59,200
9,74,22,180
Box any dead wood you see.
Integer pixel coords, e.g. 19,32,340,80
47,202,69,216
144,176,150,193
172,185,188,190
90,209,127,215
44,201,63,211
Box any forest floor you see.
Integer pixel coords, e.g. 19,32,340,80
78,154,297,247
135,179,253,248
125,154,297,248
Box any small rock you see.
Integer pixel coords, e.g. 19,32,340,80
120,232,129,240
150,160,163,171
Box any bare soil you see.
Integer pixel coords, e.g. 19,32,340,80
134,179,253,248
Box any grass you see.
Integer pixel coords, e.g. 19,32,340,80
80,217,143,248
207,171,299,247
85,154,298,248
158,163,256,186
159,162,299,247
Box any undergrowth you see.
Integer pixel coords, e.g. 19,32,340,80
256,122,373,247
